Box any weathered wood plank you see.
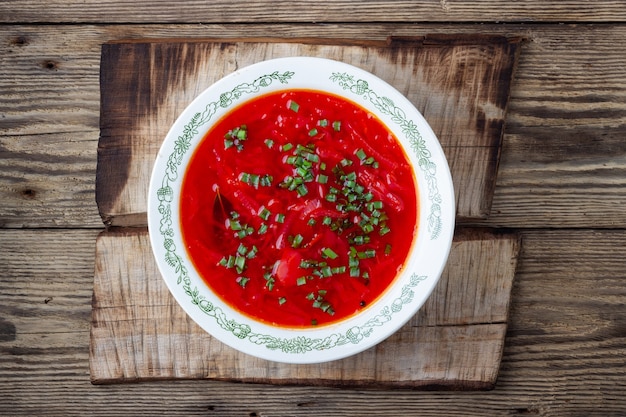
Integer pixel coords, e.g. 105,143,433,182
89,227,519,388
96,36,518,224
0,229,98,388
0,132,102,228
2,1,626,23
1,228,625,414
1,24,626,229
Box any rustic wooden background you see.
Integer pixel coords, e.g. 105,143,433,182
91,37,520,388
1,1,626,415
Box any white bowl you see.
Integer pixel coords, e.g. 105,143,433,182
148,57,455,364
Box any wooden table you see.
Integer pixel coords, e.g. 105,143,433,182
1,2,626,415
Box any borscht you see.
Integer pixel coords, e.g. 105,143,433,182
180,89,418,327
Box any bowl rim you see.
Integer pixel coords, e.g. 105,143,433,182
147,56,455,364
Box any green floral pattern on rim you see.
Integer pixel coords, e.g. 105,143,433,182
329,72,443,240
154,69,441,355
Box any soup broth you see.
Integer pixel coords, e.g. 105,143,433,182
180,90,418,327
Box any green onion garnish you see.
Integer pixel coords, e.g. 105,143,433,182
258,206,271,221
321,247,339,259
290,234,304,248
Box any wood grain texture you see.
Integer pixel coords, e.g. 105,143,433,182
1,228,624,415
1,24,626,228
90,227,520,388
96,36,519,224
1,0,625,412
2,1,626,23
0,132,102,228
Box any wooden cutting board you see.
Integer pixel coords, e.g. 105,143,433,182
91,36,522,389
91,227,520,388
97,35,521,225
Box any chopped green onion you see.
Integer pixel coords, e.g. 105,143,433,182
264,138,274,148
358,249,376,259
275,213,285,223
224,125,248,152
371,201,384,210
308,128,318,137
332,121,341,131
385,244,392,255
355,148,367,161
321,247,339,259
361,223,375,234
300,259,317,269
321,303,334,314
235,255,246,273
237,277,249,287
264,272,275,291
260,174,273,187
296,276,308,286
307,291,335,315
320,265,333,277
352,235,370,245
239,172,269,189
290,234,304,248
304,152,320,163
258,206,271,220
296,184,308,196
281,143,293,151
288,100,299,112
278,297,287,305
228,218,242,231
257,223,268,235
332,266,347,274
